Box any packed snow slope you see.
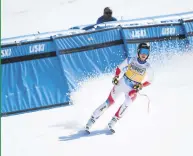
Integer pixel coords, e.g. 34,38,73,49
2,50,193,156
2,0,193,38
2,0,193,156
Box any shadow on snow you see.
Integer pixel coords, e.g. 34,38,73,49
58,129,112,141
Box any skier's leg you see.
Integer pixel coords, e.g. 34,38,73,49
85,78,126,131
108,90,137,133
92,83,125,119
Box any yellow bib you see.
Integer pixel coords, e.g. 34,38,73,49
125,63,146,83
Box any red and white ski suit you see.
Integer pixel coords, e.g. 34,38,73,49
92,57,153,120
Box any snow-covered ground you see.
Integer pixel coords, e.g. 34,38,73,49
2,0,193,156
2,0,193,38
2,51,193,156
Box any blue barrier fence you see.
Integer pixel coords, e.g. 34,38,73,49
1,12,193,115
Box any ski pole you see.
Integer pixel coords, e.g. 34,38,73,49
138,92,151,114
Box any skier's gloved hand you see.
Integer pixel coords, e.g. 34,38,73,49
133,83,143,92
112,76,119,85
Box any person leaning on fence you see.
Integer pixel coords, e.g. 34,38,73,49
96,7,117,24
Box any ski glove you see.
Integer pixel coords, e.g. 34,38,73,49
133,83,143,92
112,76,119,85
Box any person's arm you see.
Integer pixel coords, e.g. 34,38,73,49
112,17,117,21
114,57,131,77
96,18,100,24
96,16,102,24
112,58,130,85
133,64,153,91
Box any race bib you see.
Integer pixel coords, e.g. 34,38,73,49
125,63,146,83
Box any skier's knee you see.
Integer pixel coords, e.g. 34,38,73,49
128,90,137,101
115,104,128,119
106,92,115,106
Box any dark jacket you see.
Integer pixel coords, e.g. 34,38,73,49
96,16,117,24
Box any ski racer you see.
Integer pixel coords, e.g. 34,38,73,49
85,42,154,133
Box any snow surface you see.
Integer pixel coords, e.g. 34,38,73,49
2,50,193,156
2,0,193,38
2,0,193,156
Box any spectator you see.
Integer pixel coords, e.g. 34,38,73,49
96,7,117,24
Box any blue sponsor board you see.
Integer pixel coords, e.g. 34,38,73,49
1,13,193,115
1,41,55,59
123,24,184,40
184,20,193,34
54,28,121,51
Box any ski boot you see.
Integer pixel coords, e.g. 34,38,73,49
108,116,119,134
85,116,96,134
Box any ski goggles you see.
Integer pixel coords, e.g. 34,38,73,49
139,48,149,55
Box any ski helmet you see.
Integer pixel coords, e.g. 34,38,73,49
137,42,150,59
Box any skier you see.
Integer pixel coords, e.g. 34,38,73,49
85,42,153,133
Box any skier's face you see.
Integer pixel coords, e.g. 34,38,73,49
139,48,149,61
139,53,148,61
